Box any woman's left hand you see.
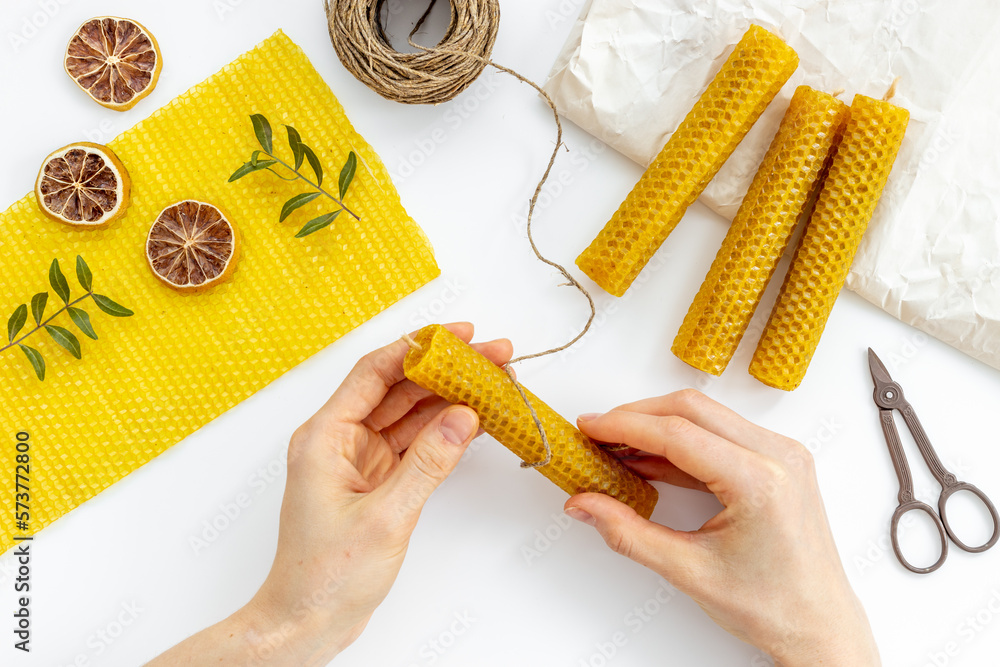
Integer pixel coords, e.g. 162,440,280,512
147,322,511,665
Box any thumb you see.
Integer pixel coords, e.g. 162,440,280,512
565,492,697,581
382,405,479,518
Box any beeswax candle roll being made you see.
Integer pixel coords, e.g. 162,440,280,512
672,86,849,375
404,325,658,519
576,24,799,297
750,94,909,390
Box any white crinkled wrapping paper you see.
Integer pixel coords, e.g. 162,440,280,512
544,0,1000,371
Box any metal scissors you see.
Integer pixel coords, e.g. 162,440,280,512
868,348,1000,574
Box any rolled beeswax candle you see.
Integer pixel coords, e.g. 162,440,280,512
576,24,799,297
672,86,849,375
403,324,659,518
750,94,909,390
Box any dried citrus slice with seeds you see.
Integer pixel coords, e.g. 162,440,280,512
65,16,162,111
146,201,240,292
35,142,131,227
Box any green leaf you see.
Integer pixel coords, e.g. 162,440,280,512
45,325,81,359
76,255,93,292
301,144,323,186
250,114,273,153
19,345,44,381
339,151,357,200
92,294,134,317
229,159,278,182
279,192,321,222
67,307,98,340
7,304,27,343
229,162,254,182
286,126,305,170
49,259,70,304
30,293,48,325
295,211,340,238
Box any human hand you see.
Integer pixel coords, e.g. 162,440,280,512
147,322,511,666
563,390,879,667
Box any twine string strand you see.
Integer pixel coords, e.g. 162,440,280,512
330,0,597,469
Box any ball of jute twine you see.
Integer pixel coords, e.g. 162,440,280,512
325,0,622,467
325,0,500,105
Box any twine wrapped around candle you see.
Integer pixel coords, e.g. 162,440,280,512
404,325,659,518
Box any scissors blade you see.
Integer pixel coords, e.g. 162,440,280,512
868,348,894,389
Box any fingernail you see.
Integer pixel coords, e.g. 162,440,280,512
440,409,477,445
578,413,602,423
565,506,597,526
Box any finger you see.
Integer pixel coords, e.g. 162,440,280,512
364,338,513,433
363,380,432,434
381,397,486,455
578,411,756,500
380,396,452,454
609,389,788,455
564,493,700,586
320,322,474,424
598,444,709,492
379,405,480,522
616,456,710,493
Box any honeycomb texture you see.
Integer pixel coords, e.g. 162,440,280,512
750,94,909,390
576,25,799,297
0,32,440,554
404,325,658,518
672,86,848,375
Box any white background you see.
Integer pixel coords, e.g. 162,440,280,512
2,1,1000,665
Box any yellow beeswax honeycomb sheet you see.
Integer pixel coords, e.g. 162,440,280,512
0,31,440,555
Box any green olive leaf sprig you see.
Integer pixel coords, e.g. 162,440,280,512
3,256,133,380
229,114,360,238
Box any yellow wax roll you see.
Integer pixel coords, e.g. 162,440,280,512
404,325,659,518
672,86,849,375
750,94,909,390
576,25,799,297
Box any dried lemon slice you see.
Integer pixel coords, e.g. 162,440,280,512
34,142,131,227
146,201,240,292
65,16,162,111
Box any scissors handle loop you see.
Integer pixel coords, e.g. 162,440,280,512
939,481,1000,553
891,501,948,575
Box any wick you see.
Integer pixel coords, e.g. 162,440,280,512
401,333,421,351
831,87,845,98
883,77,901,102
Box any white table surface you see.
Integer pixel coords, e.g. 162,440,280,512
2,1,999,665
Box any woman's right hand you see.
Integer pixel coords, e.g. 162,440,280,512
564,390,879,667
